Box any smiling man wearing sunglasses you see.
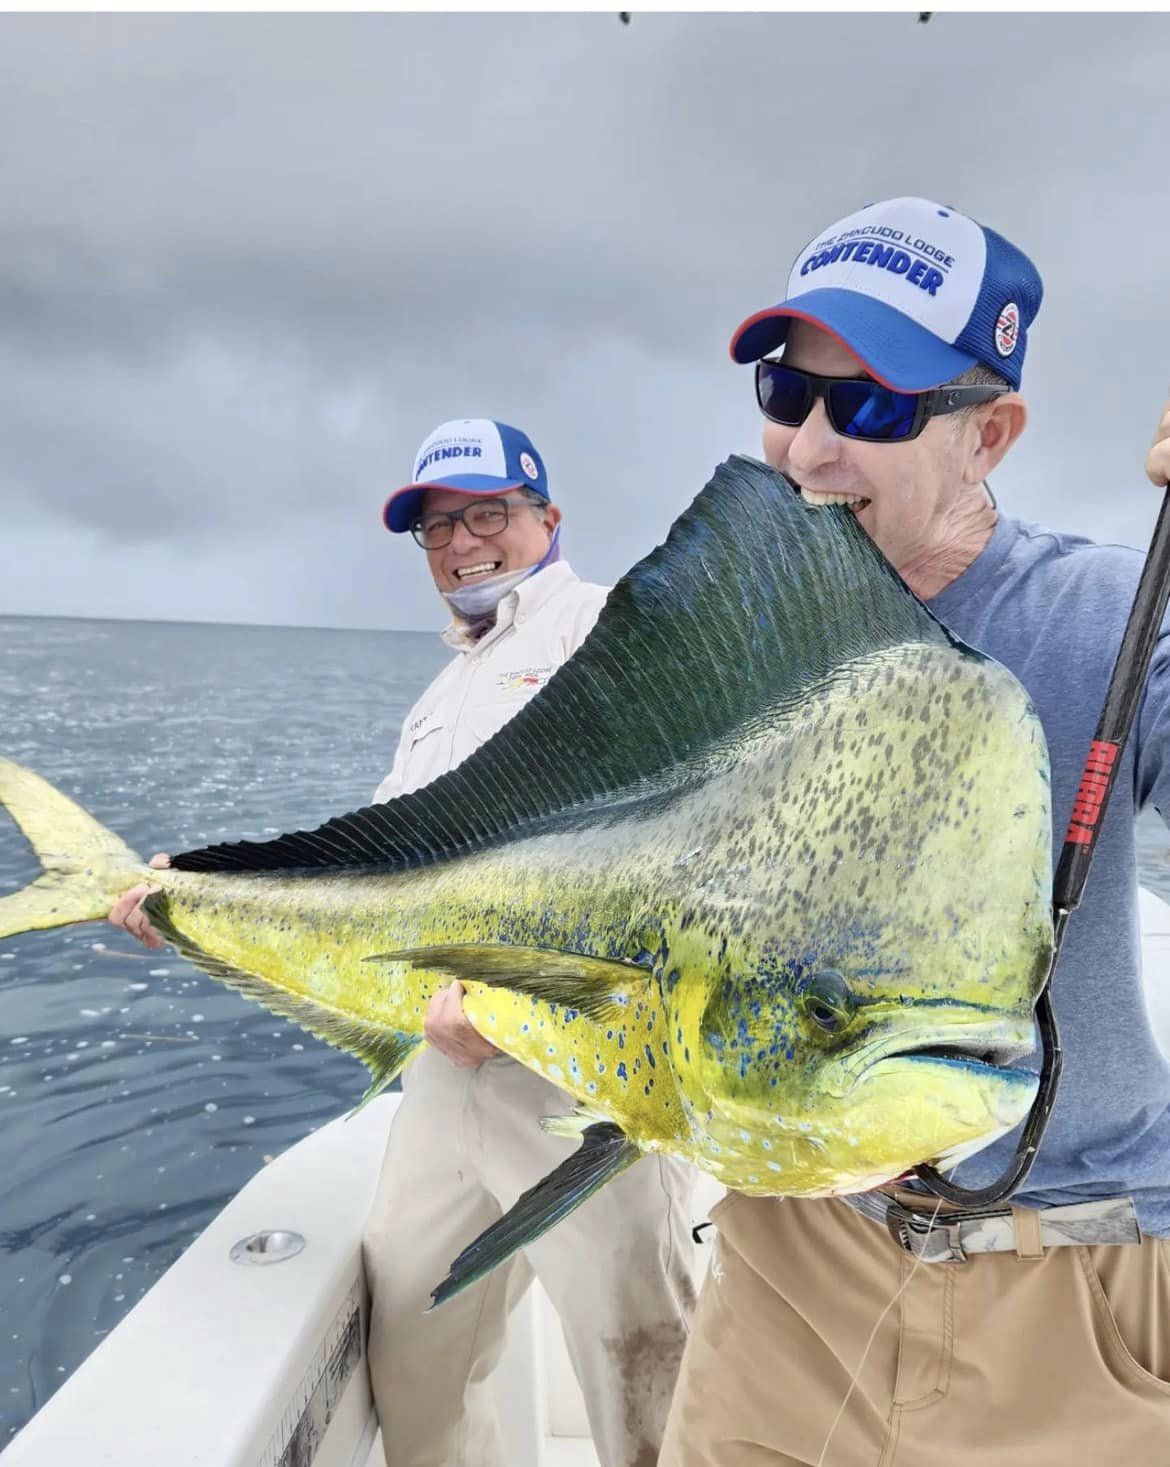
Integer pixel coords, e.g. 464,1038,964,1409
657,197,1170,1466
361,417,696,1467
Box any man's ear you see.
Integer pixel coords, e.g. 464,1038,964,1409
542,503,563,536
964,394,1027,484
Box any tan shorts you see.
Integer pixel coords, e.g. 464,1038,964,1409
659,1189,1170,1466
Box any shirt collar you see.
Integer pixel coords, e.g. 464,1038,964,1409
440,561,577,653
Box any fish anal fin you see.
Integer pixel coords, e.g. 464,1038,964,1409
429,1123,642,1309
364,943,653,1022
142,893,422,1102
351,1030,423,1112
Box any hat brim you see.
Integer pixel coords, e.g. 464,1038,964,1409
729,288,977,393
382,475,535,533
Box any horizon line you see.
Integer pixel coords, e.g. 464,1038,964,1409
0,609,436,637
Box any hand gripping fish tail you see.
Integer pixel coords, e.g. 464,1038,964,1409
0,757,150,936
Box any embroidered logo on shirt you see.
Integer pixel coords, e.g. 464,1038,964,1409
496,665,553,693
408,710,442,743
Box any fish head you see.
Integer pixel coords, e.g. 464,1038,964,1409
687,912,1050,1195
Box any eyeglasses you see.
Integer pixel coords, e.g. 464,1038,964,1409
409,496,542,550
755,360,1009,444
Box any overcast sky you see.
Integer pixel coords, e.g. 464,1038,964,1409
1,11,1168,633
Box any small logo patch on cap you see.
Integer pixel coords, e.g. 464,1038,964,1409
994,301,1020,358
519,451,539,480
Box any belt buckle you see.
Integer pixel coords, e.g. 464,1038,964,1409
885,1200,968,1264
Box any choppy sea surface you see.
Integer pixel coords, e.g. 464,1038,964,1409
0,615,447,1443
3,613,1170,1444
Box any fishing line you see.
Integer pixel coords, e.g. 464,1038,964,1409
813,1192,946,1467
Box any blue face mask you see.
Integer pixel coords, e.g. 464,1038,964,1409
442,526,561,622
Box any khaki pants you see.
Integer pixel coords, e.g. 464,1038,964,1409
660,1190,1170,1467
363,1048,696,1467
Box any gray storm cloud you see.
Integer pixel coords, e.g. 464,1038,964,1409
0,11,1167,629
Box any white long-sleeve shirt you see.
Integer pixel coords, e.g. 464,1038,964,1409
373,560,610,803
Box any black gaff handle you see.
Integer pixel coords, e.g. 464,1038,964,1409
914,488,1170,1209
1053,492,1170,913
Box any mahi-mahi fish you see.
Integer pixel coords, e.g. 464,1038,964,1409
0,456,1053,1305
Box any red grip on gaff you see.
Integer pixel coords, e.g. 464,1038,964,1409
1064,739,1120,845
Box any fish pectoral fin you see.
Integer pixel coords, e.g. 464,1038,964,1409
364,944,653,1022
540,1105,611,1138
429,1122,642,1310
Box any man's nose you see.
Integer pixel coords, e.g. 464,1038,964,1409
785,399,842,479
449,516,481,552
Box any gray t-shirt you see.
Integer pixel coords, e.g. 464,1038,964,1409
922,512,1170,1234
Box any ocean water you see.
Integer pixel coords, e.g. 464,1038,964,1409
3,613,1170,1443
0,615,446,1443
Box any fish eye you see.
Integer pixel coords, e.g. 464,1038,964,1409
800,970,854,1033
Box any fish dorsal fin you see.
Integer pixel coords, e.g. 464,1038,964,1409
172,457,953,874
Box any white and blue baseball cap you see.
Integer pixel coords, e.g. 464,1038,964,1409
730,197,1042,392
383,418,549,533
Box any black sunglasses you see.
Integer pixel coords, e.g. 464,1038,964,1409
755,360,1009,444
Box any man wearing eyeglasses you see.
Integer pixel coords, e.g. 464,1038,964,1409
107,416,695,1463
658,197,1170,1466
362,418,696,1467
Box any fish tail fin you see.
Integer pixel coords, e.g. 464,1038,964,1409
0,757,145,939
429,1122,642,1309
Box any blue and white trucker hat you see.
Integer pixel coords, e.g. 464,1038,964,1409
383,418,549,533
729,197,1043,392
